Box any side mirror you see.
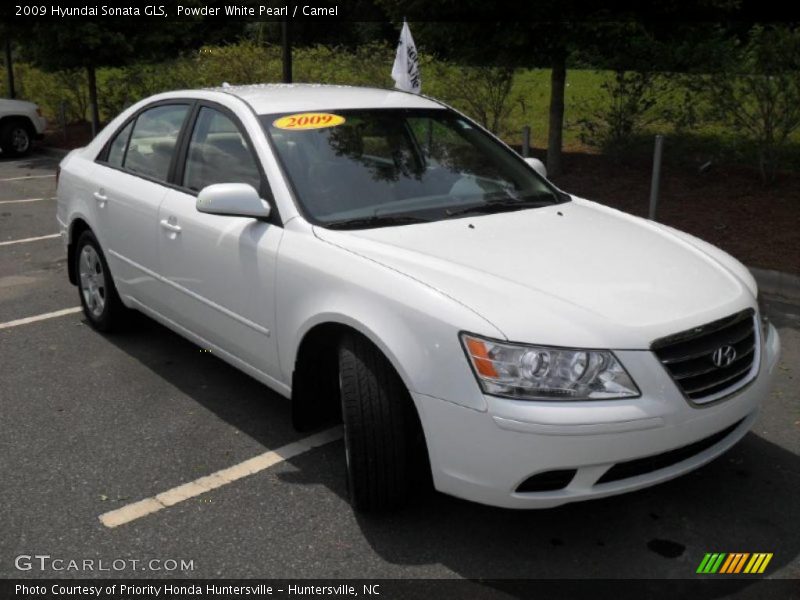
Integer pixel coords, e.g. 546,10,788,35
524,157,547,179
196,183,271,219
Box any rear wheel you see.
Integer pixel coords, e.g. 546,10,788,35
75,230,129,332
0,120,33,157
338,333,429,512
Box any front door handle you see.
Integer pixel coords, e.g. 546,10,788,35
160,218,182,234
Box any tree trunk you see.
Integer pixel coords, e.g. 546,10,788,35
281,21,292,84
87,64,100,137
4,39,15,99
547,50,566,177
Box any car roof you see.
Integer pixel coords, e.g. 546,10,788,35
208,83,443,114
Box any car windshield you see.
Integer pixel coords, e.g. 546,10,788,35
261,108,567,229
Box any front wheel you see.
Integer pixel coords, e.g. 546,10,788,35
75,230,129,332
338,333,429,512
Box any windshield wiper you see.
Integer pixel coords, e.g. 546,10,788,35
445,197,554,218
324,214,429,230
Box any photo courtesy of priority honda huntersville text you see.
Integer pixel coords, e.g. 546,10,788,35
56,84,781,512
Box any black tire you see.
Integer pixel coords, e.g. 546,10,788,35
74,230,129,332
0,120,33,157
338,333,429,512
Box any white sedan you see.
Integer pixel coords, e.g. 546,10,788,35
57,84,781,511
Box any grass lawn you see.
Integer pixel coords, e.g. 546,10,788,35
506,69,610,149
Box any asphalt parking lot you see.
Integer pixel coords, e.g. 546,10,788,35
1,151,798,590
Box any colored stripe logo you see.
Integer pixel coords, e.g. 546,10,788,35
697,553,773,574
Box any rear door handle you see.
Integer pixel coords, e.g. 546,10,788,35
160,218,182,233
93,190,108,207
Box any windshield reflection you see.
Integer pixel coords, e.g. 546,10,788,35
263,108,564,228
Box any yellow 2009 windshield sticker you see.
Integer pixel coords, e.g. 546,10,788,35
273,113,345,130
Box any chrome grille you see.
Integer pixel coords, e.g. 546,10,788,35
652,309,758,404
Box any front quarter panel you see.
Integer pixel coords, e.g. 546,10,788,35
276,221,505,412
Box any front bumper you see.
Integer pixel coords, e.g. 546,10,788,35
414,323,781,509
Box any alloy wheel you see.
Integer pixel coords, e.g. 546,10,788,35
79,245,106,318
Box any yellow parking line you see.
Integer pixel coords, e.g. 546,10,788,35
99,426,343,528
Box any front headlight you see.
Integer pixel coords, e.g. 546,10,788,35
460,333,640,401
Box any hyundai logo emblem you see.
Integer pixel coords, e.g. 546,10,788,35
712,345,737,368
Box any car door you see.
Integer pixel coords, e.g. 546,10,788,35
87,120,131,243
156,104,283,381
92,102,191,309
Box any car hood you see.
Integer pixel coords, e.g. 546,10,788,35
313,198,755,348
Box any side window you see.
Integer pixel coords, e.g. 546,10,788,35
106,121,133,167
183,107,262,192
123,104,189,182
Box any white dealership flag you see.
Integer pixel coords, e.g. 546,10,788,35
392,20,421,94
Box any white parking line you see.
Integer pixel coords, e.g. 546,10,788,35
0,174,55,182
0,233,60,246
0,197,53,204
99,426,343,528
0,307,82,330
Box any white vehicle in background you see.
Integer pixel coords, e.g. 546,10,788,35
56,84,780,512
0,98,47,157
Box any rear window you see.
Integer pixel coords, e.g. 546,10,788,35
106,121,133,168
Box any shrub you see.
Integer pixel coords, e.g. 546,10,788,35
577,70,676,159
4,40,534,142
10,64,88,123
293,43,394,87
433,65,524,136
701,25,800,183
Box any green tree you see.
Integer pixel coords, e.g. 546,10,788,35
376,2,744,175
19,18,244,132
374,15,578,176
574,22,694,158
443,65,521,135
702,25,800,182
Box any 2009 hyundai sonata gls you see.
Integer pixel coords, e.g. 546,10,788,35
57,84,781,511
